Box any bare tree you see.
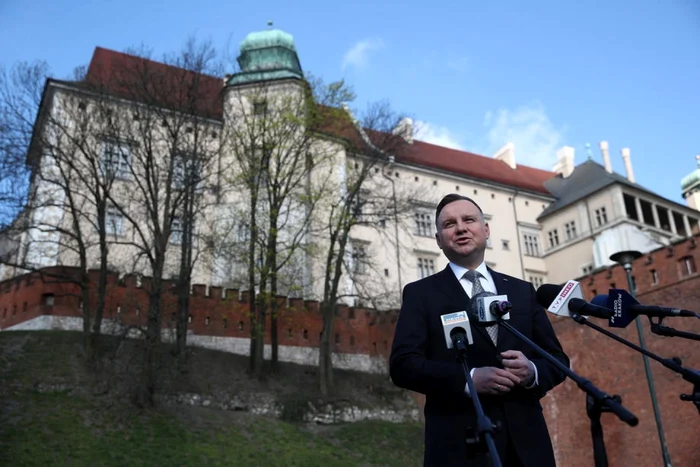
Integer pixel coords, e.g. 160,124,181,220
0,61,46,256
219,74,355,375
315,101,420,395
84,37,223,405
0,60,122,360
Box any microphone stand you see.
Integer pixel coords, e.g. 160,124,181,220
454,341,502,467
586,392,617,467
494,318,639,428
649,317,700,342
569,312,700,415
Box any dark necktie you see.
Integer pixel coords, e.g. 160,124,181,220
464,269,498,345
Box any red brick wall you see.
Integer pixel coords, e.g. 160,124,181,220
0,267,398,360
545,235,700,467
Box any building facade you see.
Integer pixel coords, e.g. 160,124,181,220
2,25,699,307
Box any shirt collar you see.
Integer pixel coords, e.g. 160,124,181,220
448,261,490,281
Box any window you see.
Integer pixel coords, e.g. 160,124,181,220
171,216,183,245
565,221,577,240
351,243,368,275
502,239,510,251
42,293,55,306
678,256,696,277
581,264,593,275
418,257,435,278
595,207,608,227
105,207,124,236
528,275,545,289
351,191,369,222
414,211,432,237
650,269,659,285
253,100,267,115
548,229,559,248
523,233,541,256
101,139,131,179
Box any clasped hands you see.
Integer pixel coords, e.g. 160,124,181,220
473,350,534,395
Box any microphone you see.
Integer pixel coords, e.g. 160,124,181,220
472,291,512,324
440,310,473,352
603,289,700,329
536,281,612,319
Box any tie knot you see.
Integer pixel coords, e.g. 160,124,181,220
464,269,481,281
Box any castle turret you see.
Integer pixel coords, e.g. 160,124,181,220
681,155,700,211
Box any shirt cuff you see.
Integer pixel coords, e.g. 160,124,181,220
464,368,476,396
525,360,539,388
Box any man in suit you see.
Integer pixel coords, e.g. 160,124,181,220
390,193,569,467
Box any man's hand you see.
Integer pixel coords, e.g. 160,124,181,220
501,350,535,387
473,367,520,395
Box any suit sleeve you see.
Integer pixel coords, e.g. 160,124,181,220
526,283,570,397
389,282,467,398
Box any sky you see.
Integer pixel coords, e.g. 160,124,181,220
1,0,699,204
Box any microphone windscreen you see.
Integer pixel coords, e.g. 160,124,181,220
536,284,562,308
590,295,609,307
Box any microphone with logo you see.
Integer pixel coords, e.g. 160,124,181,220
535,281,612,320
538,282,700,416
602,289,700,342
470,289,639,428
440,310,501,467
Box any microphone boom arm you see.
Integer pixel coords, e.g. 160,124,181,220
648,316,700,342
568,312,700,387
496,318,639,426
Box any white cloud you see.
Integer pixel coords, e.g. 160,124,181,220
341,38,385,71
481,102,566,169
415,121,464,150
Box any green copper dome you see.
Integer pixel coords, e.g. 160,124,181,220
681,156,700,193
227,24,303,86
240,29,296,53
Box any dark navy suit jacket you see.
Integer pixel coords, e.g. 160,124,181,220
389,266,569,467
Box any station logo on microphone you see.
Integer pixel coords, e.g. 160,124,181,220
441,311,469,325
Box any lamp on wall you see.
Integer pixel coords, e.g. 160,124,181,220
609,250,672,467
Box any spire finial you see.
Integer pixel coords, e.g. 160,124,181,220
585,142,593,160
267,20,273,29
696,154,700,168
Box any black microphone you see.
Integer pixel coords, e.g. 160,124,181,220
536,282,612,319
450,327,471,353
599,290,700,329
440,310,473,353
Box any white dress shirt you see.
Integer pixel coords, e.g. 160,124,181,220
446,261,539,396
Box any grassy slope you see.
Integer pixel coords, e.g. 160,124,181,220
0,331,424,466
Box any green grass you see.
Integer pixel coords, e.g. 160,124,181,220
0,331,425,466
0,391,424,466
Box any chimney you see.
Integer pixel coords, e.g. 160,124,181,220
620,147,635,183
392,117,414,144
599,141,612,173
552,146,575,178
493,142,516,169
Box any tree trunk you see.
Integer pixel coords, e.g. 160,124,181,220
319,301,335,395
136,256,164,407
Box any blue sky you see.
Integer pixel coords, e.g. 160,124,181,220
1,0,698,204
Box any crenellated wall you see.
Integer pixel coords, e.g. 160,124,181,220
0,266,399,373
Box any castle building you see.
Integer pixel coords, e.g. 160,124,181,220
1,25,699,307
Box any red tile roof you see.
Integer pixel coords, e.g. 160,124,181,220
396,140,554,194
85,47,223,120
81,47,556,195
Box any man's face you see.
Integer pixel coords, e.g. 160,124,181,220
435,200,490,265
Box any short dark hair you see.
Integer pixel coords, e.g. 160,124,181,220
435,193,484,227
